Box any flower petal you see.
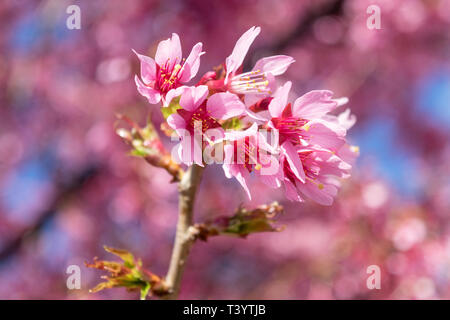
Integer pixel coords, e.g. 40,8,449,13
225,26,261,82
268,81,291,117
292,90,337,119
207,92,246,120
281,141,305,183
179,42,204,83
155,33,182,69
235,168,252,200
134,75,161,104
132,49,157,84
304,120,346,151
337,108,356,130
167,113,187,136
259,173,281,189
252,55,295,76
224,122,258,141
284,179,303,202
297,180,337,206
163,86,189,107
179,85,209,111
245,109,270,122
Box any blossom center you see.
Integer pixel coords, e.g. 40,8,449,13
272,116,308,144
157,59,185,93
177,104,220,134
230,137,262,172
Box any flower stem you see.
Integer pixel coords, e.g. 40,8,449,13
164,164,204,299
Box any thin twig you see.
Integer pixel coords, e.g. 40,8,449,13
163,164,204,299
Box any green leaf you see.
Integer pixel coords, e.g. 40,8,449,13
86,246,165,298
103,246,135,268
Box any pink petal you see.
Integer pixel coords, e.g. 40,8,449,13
222,160,252,200
292,90,337,119
224,122,258,141
179,42,204,83
309,118,347,137
163,86,189,107
175,134,204,166
256,130,279,154
297,180,336,206
167,113,187,136
259,173,281,189
225,26,261,82
252,55,295,76
207,92,246,120
155,33,182,69
193,138,204,166
314,151,351,178
132,49,157,84
222,145,235,177
268,81,291,117
133,50,156,84
336,144,359,166
304,120,346,151
337,108,356,130
243,93,261,106
320,108,356,132
245,109,271,122
334,97,349,107
179,85,209,111
281,141,305,183
134,75,161,104
284,179,303,202
235,168,252,200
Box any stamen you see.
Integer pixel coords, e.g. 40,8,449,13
229,70,271,94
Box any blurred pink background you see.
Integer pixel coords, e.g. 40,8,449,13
0,0,449,299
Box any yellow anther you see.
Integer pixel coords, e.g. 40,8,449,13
318,183,324,190
255,164,262,170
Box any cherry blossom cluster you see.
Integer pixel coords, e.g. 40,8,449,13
133,27,359,205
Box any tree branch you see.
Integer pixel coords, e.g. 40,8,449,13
163,164,204,299
245,0,345,68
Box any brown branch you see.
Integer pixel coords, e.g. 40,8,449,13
115,114,185,182
163,164,204,299
142,153,184,183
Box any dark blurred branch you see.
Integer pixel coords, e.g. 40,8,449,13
246,0,345,67
0,165,99,262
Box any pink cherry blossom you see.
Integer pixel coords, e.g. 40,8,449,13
222,123,280,199
268,81,347,151
204,27,294,101
254,81,358,205
281,145,353,205
167,86,247,165
133,33,204,106
225,27,294,96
